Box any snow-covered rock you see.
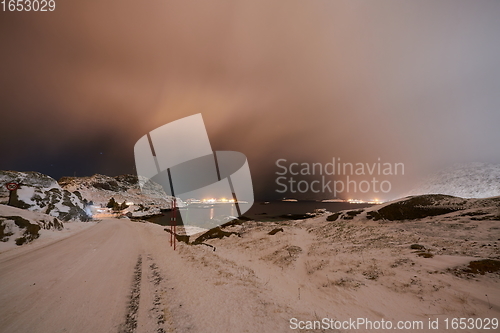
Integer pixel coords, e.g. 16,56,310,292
407,162,500,198
0,204,64,247
0,171,91,221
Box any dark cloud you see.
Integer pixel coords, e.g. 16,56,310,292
1,0,499,200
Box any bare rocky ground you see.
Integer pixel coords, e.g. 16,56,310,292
0,195,498,333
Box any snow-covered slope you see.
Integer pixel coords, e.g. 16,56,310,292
0,171,91,221
0,204,63,248
407,162,500,198
326,194,500,224
0,204,96,252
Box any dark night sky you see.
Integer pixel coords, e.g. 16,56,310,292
1,0,499,201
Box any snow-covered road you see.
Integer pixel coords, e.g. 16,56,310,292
0,218,289,333
0,219,147,332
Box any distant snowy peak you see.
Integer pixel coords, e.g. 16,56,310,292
407,163,500,199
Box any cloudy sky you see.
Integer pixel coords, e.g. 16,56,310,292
1,0,499,200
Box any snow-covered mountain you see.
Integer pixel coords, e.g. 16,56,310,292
407,163,500,198
58,174,176,216
0,171,91,221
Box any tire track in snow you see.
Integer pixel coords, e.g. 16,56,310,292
120,255,143,333
145,254,175,333
120,253,176,333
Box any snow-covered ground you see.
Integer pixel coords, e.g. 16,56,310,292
0,194,498,332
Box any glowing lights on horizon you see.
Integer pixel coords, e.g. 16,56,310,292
200,198,235,203
191,197,384,204
347,198,384,204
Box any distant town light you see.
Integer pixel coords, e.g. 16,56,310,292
347,198,384,204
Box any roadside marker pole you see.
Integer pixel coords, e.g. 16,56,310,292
168,198,177,250
170,200,173,247
173,199,177,251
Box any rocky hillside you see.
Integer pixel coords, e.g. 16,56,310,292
58,174,177,216
408,162,500,198
0,171,90,221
